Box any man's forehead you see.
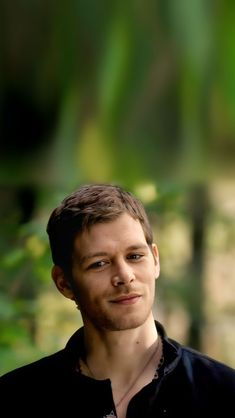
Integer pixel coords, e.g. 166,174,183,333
73,213,146,249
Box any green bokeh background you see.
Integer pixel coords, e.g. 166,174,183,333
1,0,235,374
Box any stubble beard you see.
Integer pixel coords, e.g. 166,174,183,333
83,297,154,332
77,282,156,332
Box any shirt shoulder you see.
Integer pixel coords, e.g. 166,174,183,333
0,349,65,382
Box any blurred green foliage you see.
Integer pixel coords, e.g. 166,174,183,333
1,0,235,373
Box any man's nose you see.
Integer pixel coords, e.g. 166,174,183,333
111,261,135,286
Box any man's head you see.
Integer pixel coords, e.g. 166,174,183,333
47,183,153,274
47,184,160,331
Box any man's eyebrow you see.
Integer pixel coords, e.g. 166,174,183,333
126,244,149,251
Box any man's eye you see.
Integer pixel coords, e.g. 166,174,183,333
89,260,107,269
127,254,143,260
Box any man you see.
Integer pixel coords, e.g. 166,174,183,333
1,183,235,417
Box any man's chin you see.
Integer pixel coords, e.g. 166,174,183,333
101,315,148,332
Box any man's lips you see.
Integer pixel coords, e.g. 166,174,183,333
110,294,141,305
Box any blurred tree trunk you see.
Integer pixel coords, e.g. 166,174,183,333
187,184,209,350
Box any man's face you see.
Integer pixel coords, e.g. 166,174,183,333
71,213,160,332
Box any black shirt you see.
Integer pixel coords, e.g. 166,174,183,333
1,321,235,417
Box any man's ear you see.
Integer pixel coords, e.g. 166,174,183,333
152,244,160,279
51,265,75,300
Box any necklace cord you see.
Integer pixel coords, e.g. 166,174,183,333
115,335,163,408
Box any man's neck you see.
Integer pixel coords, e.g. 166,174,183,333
81,315,158,380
